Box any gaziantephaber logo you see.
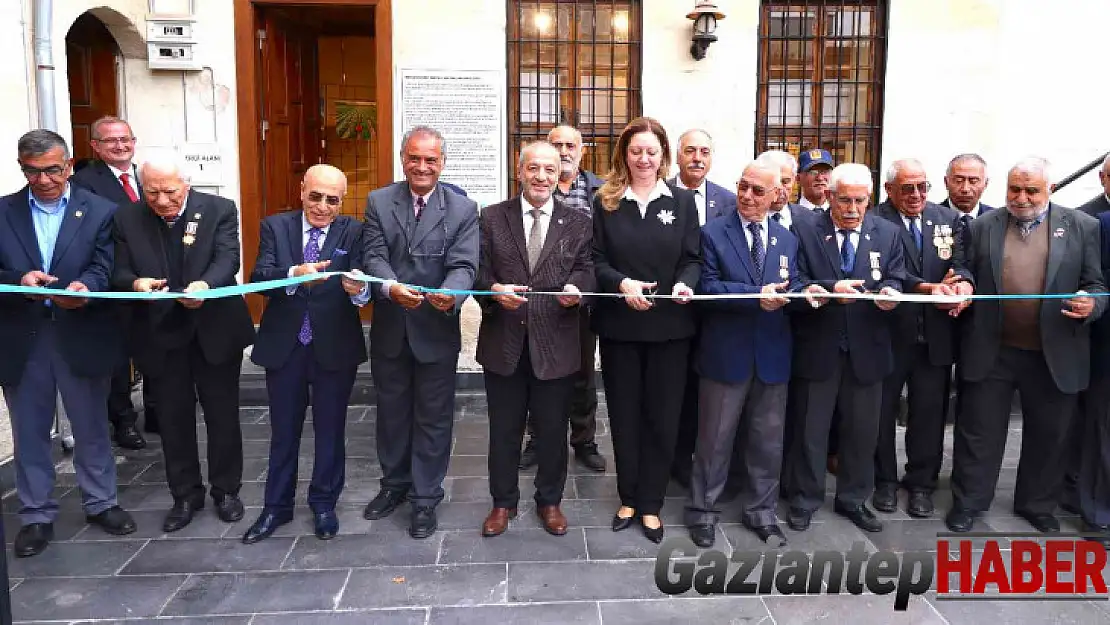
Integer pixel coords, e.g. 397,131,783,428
655,532,1109,610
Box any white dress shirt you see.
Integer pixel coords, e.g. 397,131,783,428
740,216,770,252
623,179,672,218
522,194,554,246
677,178,707,226
107,162,139,199
769,206,792,231
288,214,369,305
799,195,829,212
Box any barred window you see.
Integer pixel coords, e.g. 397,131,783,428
507,0,642,192
756,1,888,192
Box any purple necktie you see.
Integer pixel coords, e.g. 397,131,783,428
298,228,323,345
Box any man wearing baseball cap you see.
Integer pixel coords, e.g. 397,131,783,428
797,149,834,213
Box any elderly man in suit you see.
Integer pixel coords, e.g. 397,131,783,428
518,124,606,473
69,115,150,450
784,163,906,534
1078,154,1110,216
684,161,798,548
113,155,256,532
0,130,137,557
941,153,995,222
945,157,1106,534
667,128,737,487
756,150,812,234
242,165,368,543
871,159,963,519
474,141,595,537
361,125,479,539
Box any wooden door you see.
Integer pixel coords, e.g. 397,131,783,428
258,10,320,217
67,13,119,161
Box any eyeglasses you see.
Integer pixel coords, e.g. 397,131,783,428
93,136,135,146
737,181,771,198
21,164,67,179
307,191,342,206
899,182,932,195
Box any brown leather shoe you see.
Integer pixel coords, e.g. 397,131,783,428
481,507,516,537
537,505,568,536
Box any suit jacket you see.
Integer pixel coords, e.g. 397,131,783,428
362,182,479,363
1079,194,1110,217
70,160,141,208
474,197,595,380
112,190,256,375
591,183,701,342
0,185,122,386
1093,212,1110,376
667,177,736,224
791,211,907,384
952,203,1106,393
872,201,961,365
696,211,799,385
249,211,368,371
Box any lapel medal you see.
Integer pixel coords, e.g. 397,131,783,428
869,251,882,282
183,221,198,246
779,255,789,280
74,211,83,218
657,209,675,225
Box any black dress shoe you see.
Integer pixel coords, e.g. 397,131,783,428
114,424,147,450
363,489,407,520
747,523,787,547
1082,521,1110,550
944,507,977,533
574,442,607,472
518,439,537,470
907,491,934,518
871,483,898,513
163,497,204,532
787,507,812,531
612,511,635,532
410,506,437,539
835,503,883,533
1017,510,1060,533
14,523,53,558
641,517,664,544
86,506,137,535
688,524,715,548
314,511,339,540
242,510,293,544
214,494,245,523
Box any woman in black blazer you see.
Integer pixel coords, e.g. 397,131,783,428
592,117,701,543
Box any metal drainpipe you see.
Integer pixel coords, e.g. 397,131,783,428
33,0,56,131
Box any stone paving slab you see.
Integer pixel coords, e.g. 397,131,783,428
2,396,1106,624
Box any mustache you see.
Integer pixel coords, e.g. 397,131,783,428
685,163,705,169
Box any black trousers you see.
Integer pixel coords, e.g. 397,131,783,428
876,342,950,492
485,344,573,509
785,351,882,512
1077,371,1110,525
156,340,244,502
671,344,700,480
951,346,1076,515
526,306,597,446
599,338,689,516
371,341,457,509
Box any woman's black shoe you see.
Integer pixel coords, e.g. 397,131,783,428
641,517,664,544
611,511,635,532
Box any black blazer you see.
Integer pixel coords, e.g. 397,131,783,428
791,211,907,384
0,186,122,385
250,211,367,371
951,203,1107,393
70,160,141,208
112,190,256,375
872,201,961,365
591,182,701,342
1079,194,1110,217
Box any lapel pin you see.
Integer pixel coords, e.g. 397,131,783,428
709,200,716,208
770,236,778,247
926,220,933,226
74,211,83,218
557,219,564,225
824,234,832,241
194,213,201,220
865,233,871,241
1053,228,1065,238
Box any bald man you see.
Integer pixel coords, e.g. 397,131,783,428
243,165,369,542
113,156,256,533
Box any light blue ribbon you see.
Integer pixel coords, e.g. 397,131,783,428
0,271,1105,302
